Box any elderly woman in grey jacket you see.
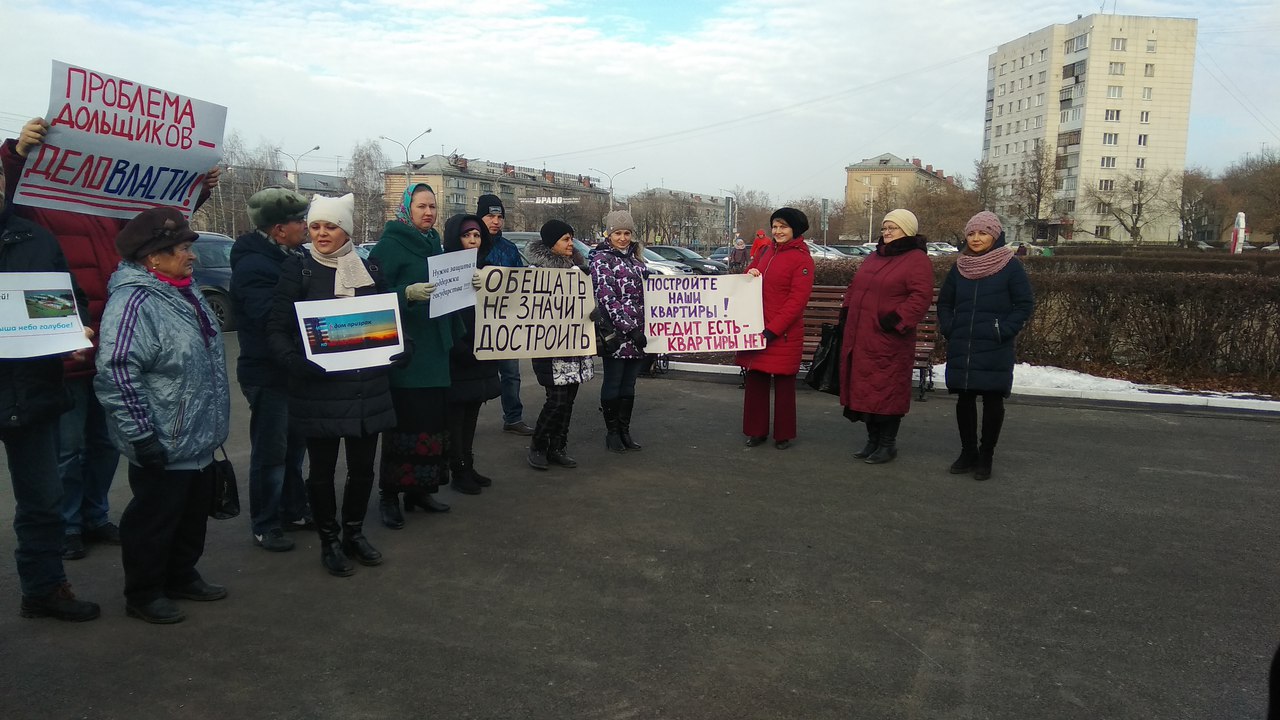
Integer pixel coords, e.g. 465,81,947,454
96,208,231,625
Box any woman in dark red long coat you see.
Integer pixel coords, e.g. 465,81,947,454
838,209,935,464
735,208,815,449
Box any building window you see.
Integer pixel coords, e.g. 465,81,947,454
1144,63,1156,77
1040,49,1047,61
479,182,493,193
1036,93,1044,106
1107,85,1123,99
449,193,465,204
1096,201,1110,214
1132,203,1143,215
988,67,996,80
1133,180,1144,192
1060,110,1069,123
1147,39,1157,52
1111,37,1127,51
1063,176,1078,191
1000,63,1007,75
1108,62,1125,75
1137,134,1149,146
1095,225,1112,239
1142,87,1153,100
995,126,1003,137
997,105,1004,117
1101,156,1117,168
499,184,514,196
1103,132,1119,145
998,83,1006,96
1038,70,1047,83
1105,109,1121,121
1098,179,1114,191
1034,115,1043,128
1135,157,1146,169
1140,110,1150,123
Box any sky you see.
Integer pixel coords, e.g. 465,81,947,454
1,0,1277,205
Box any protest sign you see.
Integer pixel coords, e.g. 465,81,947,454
13,61,227,220
643,275,766,354
474,268,596,359
427,248,477,318
294,293,404,372
0,272,92,358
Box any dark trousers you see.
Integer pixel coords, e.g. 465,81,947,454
57,377,119,536
600,357,644,402
3,421,67,597
534,383,579,449
120,463,213,604
742,371,797,441
307,435,379,487
446,401,482,465
955,391,1005,452
241,384,309,536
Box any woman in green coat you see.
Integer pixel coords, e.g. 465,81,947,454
369,183,462,528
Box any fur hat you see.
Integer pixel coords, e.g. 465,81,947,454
476,193,505,218
115,207,198,261
540,219,574,247
603,210,636,235
964,211,1003,240
308,193,355,236
248,187,310,229
769,207,809,237
882,209,919,237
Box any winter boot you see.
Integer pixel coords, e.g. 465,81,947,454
378,489,404,530
450,457,483,495
307,480,354,577
952,393,979,474
974,448,994,481
527,434,549,471
341,478,383,566
601,400,626,453
547,435,579,468
852,418,880,459
864,416,900,465
950,449,978,474
466,452,493,487
617,396,642,450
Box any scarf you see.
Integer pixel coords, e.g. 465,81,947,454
148,267,216,344
957,245,1015,280
311,240,375,297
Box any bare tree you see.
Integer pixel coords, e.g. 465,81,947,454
190,131,282,237
1167,168,1232,246
1221,147,1280,240
901,182,982,244
1006,143,1057,241
346,140,390,244
971,159,998,210
1080,169,1174,243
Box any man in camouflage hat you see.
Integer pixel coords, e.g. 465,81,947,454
231,187,313,552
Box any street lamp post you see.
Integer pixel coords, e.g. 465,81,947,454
588,166,636,212
380,129,433,186
862,176,874,242
718,188,740,237
278,145,320,192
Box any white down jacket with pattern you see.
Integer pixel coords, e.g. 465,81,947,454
95,262,230,467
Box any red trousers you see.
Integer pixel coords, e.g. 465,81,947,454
742,371,797,441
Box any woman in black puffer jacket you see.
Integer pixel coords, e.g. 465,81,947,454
267,194,400,577
442,214,500,495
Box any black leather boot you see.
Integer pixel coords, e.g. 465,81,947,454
952,394,979,474
308,480,354,577
528,434,549,470
617,396,642,450
974,448,994,481
404,487,450,513
601,400,626,453
950,448,978,474
852,417,880,459
341,478,383,566
466,452,493,487
864,416,900,465
450,458,483,495
547,436,578,468
378,489,404,530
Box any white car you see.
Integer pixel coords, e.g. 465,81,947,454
927,242,959,255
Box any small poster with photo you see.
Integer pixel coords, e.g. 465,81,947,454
294,292,404,372
0,272,91,358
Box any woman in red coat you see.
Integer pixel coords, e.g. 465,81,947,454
735,208,815,449
838,209,935,464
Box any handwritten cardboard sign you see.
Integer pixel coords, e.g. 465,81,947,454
427,248,478,318
643,275,766,353
294,293,404,372
0,272,92,358
473,267,596,359
13,61,227,220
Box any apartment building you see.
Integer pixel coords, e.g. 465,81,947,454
983,14,1196,243
843,152,957,215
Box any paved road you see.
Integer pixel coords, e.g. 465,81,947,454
0,333,1276,719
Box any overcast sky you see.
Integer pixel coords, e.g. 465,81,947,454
2,0,1276,204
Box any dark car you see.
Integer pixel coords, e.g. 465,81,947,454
191,232,235,331
709,246,731,262
647,245,727,274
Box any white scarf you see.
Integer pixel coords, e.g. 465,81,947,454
311,241,374,297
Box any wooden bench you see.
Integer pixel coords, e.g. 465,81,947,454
801,285,940,400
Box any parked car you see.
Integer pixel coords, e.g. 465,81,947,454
191,232,235,331
709,246,731,262
830,244,871,257
927,242,960,255
807,244,852,260
1260,242,1279,252
515,235,693,276
648,245,727,274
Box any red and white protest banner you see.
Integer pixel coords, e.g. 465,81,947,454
13,61,227,220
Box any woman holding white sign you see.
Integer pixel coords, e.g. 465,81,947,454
267,194,399,577
589,210,648,454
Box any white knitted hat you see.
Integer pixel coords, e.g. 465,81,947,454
308,193,355,236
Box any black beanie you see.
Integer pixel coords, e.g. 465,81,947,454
770,207,809,237
476,194,505,218
540,219,574,247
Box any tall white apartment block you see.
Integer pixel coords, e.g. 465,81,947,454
983,14,1196,243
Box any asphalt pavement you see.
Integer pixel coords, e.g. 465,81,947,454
0,332,1277,720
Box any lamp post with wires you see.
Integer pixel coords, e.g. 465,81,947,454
277,145,319,192
589,166,636,211
380,129,433,184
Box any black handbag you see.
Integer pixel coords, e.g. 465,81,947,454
593,309,623,357
803,322,842,395
208,446,241,520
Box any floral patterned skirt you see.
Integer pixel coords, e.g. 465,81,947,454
379,387,450,493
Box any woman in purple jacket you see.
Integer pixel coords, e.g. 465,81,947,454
589,210,648,453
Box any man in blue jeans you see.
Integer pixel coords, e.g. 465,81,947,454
0,169,100,621
477,194,533,435
231,188,313,552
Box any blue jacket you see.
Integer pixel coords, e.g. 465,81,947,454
487,233,525,268
230,229,298,387
937,258,1034,395
95,263,230,467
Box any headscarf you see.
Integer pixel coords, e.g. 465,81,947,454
395,183,438,236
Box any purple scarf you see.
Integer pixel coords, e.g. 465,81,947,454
957,246,1015,280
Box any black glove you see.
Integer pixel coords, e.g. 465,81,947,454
762,328,778,341
627,327,648,350
879,311,901,333
132,433,168,470
289,354,327,378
